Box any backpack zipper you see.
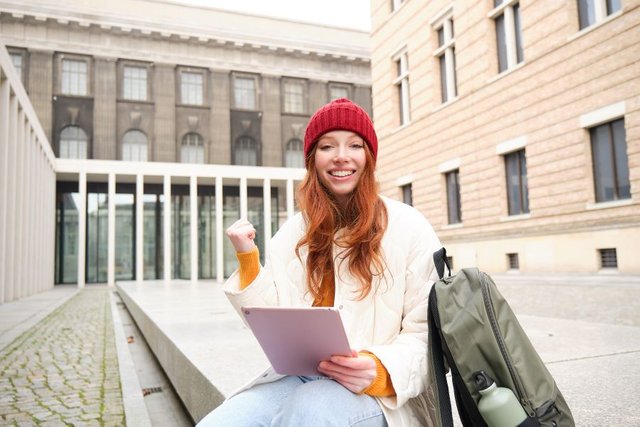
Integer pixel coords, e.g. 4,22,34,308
477,270,534,417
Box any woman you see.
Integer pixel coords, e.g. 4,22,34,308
198,98,441,426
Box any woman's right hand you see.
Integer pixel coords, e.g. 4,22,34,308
226,219,257,253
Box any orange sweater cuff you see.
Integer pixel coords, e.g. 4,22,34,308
359,352,396,397
236,247,260,290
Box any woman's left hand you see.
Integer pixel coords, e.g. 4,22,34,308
317,349,377,394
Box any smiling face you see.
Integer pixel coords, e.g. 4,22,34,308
313,130,367,207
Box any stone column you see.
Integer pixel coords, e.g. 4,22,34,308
210,70,230,164
261,75,282,167
154,64,176,162
26,50,53,143
93,57,117,160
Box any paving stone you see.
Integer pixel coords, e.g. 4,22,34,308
0,288,125,425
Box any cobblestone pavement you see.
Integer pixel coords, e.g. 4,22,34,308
0,287,125,426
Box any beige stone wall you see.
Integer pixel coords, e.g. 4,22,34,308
370,0,640,273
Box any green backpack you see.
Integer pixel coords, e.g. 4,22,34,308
427,248,575,427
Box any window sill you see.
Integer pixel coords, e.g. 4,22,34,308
568,10,623,43
176,103,210,109
117,98,154,105
432,97,459,113
500,213,531,222
486,62,525,85
597,268,619,275
586,198,632,211
389,122,412,135
442,222,463,230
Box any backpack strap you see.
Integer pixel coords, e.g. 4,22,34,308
433,247,452,280
428,285,455,427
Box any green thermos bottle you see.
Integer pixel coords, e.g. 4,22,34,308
473,370,528,427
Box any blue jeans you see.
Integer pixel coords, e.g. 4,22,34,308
196,375,387,427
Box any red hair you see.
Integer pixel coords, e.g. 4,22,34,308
295,144,388,300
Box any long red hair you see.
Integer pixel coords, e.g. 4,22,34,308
295,144,388,300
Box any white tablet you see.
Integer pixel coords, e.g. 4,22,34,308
241,306,352,376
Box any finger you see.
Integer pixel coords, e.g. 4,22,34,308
329,356,376,370
318,361,376,381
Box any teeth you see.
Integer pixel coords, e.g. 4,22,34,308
330,170,354,177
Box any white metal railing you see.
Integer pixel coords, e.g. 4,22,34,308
0,45,57,304
55,158,305,285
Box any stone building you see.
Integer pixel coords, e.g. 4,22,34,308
370,0,639,273
0,0,372,284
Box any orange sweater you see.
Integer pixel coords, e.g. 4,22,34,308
236,247,395,397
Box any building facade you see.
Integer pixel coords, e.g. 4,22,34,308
0,0,372,286
370,0,639,273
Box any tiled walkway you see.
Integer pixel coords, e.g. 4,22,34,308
0,287,125,426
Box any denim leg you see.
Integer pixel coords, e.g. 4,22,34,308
272,378,387,427
196,376,304,427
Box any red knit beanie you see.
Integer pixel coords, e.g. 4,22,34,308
304,98,378,160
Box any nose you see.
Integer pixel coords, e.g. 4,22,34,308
334,145,349,162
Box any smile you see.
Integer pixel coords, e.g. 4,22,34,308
329,170,354,177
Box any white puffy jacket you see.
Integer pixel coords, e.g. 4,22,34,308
224,196,442,426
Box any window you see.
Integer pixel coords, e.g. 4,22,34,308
233,76,256,110
598,248,617,269
122,130,148,161
234,136,258,166
446,170,462,224
446,256,454,271
123,66,148,101
181,133,204,164
433,15,457,103
9,51,23,82
59,126,88,159
590,119,630,203
401,183,413,206
283,80,305,114
61,59,88,96
285,138,304,168
181,71,204,105
491,0,524,73
329,84,350,100
393,50,410,126
507,253,519,269
578,0,622,29
504,149,529,215
391,0,405,12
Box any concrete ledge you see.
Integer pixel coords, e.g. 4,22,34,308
116,280,268,423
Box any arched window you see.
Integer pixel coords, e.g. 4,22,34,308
122,130,148,161
59,126,88,159
234,136,258,166
285,138,304,168
181,132,204,164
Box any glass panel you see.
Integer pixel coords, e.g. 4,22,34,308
143,194,164,280
235,137,258,166
234,77,256,109
607,0,622,14
198,193,216,279
505,152,523,215
513,4,524,64
591,125,615,202
284,81,305,114
495,14,508,72
172,194,191,279
439,55,448,103
181,133,204,164
452,47,458,97
9,53,22,80
578,0,597,29
612,119,630,199
55,192,80,284
86,193,108,283
446,170,462,224
437,27,445,47
285,139,304,168
181,72,204,105
115,194,135,280
123,66,147,101
519,150,530,213
61,59,88,96
60,126,88,159
402,184,412,206
122,130,148,161
330,86,349,100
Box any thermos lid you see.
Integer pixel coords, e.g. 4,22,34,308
473,370,495,392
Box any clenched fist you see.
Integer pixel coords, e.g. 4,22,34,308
226,219,257,253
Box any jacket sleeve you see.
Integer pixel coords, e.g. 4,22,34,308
364,214,441,410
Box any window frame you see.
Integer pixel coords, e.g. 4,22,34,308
282,78,307,115
577,0,622,30
179,68,206,106
60,57,89,97
392,48,411,126
180,132,205,164
232,73,259,111
7,48,26,84
122,64,149,102
489,0,524,74
328,83,351,101
589,118,630,203
233,135,260,166
284,138,305,168
121,129,148,162
445,169,462,224
503,149,530,216
431,9,457,104
59,125,89,159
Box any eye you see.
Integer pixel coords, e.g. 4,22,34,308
318,144,333,151
351,143,364,149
